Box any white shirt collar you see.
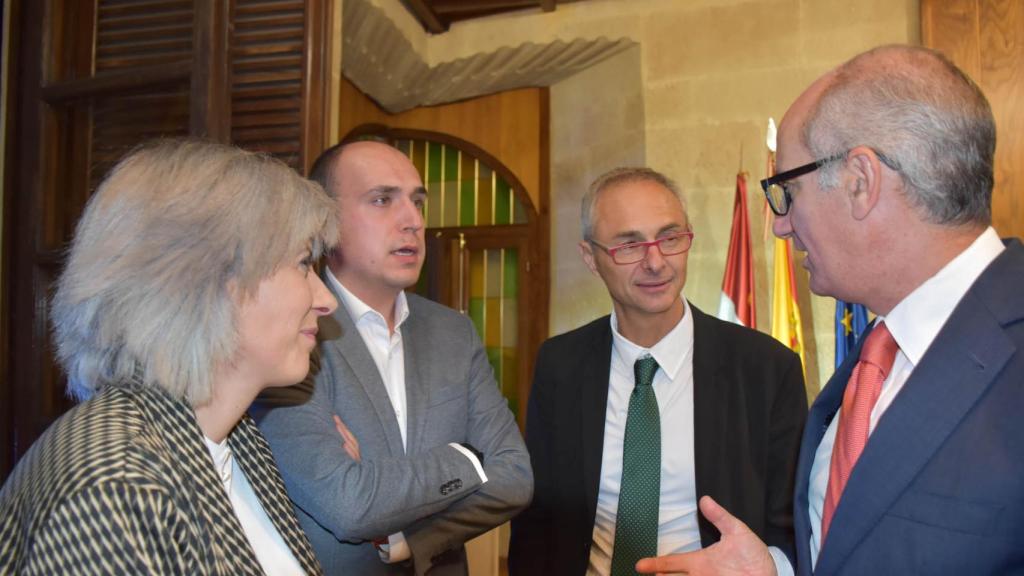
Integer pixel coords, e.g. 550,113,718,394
325,267,410,331
609,298,693,381
880,227,1004,365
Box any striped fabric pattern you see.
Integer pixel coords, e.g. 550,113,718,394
0,383,322,575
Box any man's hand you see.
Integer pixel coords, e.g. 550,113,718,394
334,414,361,462
635,496,775,576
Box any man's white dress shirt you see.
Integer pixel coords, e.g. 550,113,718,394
587,300,701,574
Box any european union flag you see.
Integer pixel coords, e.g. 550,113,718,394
835,300,869,368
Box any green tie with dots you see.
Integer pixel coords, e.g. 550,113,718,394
610,355,661,576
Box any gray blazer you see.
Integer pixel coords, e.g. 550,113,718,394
257,289,532,575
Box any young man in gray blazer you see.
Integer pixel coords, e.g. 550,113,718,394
258,140,532,575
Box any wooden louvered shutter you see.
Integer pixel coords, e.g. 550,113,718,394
230,0,329,172
2,0,332,477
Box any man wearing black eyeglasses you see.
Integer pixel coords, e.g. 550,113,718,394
509,167,807,576
636,45,1024,576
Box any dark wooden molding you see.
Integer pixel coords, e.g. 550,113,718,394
302,0,330,174
191,0,230,140
3,0,48,480
40,62,192,104
403,0,447,34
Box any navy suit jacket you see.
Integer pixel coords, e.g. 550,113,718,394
794,239,1024,575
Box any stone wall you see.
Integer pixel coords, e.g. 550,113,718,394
361,0,920,393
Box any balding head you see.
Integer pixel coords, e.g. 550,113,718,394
799,45,995,226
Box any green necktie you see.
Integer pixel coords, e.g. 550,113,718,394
610,355,661,576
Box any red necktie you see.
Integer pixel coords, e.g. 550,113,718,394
820,321,898,544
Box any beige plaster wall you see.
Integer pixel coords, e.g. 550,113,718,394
369,0,920,393
549,45,646,336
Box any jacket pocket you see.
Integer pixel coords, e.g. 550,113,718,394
885,489,1002,536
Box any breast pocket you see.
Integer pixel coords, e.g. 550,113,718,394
422,385,469,441
886,489,1003,536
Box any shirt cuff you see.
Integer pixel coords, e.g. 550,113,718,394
377,532,411,563
768,546,793,576
449,442,488,483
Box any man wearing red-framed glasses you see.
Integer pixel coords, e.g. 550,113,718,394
510,167,807,576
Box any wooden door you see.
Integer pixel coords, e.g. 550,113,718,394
922,0,1024,238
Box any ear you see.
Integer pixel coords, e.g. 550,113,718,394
846,146,883,221
579,241,600,276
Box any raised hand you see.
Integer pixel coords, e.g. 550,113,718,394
635,496,776,576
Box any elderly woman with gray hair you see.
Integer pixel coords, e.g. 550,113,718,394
0,139,337,575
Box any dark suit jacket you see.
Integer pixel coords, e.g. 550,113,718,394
0,384,322,575
509,303,807,575
794,239,1024,575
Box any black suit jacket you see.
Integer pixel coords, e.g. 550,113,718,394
509,303,807,575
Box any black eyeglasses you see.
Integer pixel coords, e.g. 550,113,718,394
589,231,695,265
759,152,847,216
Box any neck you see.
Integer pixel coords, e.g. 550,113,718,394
614,298,685,348
330,266,400,332
194,369,259,443
866,222,986,315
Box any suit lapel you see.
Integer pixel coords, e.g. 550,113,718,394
816,261,1021,573
690,304,725,545
402,297,429,455
324,280,406,456
793,332,861,575
582,319,614,529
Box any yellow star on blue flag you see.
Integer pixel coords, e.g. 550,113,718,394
835,299,869,368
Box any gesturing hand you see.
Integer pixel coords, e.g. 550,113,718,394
635,496,776,576
333,414,361,462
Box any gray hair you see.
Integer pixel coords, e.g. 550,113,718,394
581,167,686,240
52,139,338,406
804,44,995,225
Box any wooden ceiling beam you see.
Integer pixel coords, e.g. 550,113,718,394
430,0,535,14
403,0,447,33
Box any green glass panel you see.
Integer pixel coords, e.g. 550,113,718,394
468,297,485,340
443,145,460,228
458,152,475,226
503,247,518,297
486,249,501,298
514,191,529,224
494,177,511,225
440,148,458,227
501,347,518,417
486,347,504,394
426,141,442,184
477,165,493,226
415,141,441,228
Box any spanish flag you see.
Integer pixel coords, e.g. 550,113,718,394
717,172,757,328
770,230,806,373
